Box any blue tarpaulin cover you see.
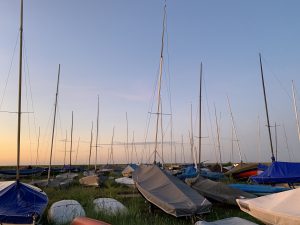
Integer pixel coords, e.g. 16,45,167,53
129,163,138,170
251,161,300,184
0,181,48,224
228,183,289,196
177,165,198,180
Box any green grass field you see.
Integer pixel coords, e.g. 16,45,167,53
37,176,263,225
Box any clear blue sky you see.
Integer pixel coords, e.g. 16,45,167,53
0,0,300,166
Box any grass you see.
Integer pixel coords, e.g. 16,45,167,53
36,176,263,225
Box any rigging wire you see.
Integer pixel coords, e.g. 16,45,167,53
0,34,19,111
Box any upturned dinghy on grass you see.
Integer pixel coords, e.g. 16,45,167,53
93,198,128,215
186,176,256,205
115,177,135,187
71,217,111,225
133,164,211,217
79,175,100,187
237,188,300,225
48,200,85,224
31,178,73,188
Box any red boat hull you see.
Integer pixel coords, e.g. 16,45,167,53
71,217,111,225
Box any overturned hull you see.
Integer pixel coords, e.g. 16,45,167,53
79,175,100,187
187,176,256,205
132,165,211,217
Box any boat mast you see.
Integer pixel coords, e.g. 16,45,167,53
126,112,129,164
259,53,275,162
95,95,99,171
292,80,300,144
63,130,67,166
16,0,23,182
227,95,242,163
154,4,166,164
109,127,115,164
88,122,93,171
190,103,196,168
214,105,222,172
69,111,74,173
35,127,40,167
47,64,60,181
198,63,202,169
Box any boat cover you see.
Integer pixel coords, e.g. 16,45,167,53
200,171,224,181
0,181,48,224
187,176,256,205
250,161,300,184
195,217,258,225
237,188,300,225
177,165,198,180
229,183,289,196
132,164,211,217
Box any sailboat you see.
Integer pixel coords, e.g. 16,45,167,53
249,54,300,185
0,1,48,224
186,65,256,205
132,4,211,217
80,96,101,187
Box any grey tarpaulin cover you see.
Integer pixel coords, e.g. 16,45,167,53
132,164,211,217
187,176,256,205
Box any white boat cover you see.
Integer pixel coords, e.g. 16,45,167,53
237,188,300,225
79,175,99,187
195,217,258,225
132,164,211,217
115,177,135,186
93,198,128,215
48,200,85,224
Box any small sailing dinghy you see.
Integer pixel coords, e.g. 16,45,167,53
228,183,290,196
79,175,100,187
250,161,300,185
71,217,111,225
133,164,211,217
0,181,48,224
0,167,44,178
237,188,300,225
0,1,48,224
186,176,256,205
115,177,135,187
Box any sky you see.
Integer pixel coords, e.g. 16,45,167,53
0,0,300,166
